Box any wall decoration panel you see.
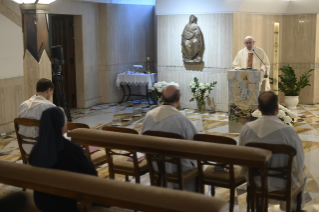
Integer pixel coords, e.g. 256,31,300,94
0,76,24,133
1,0,21,18
49,0,100,108
0,13,23,79
23,50,52,101
314,14,319,104
99,4,156,103
0,0,21,27
233,13,318,104
233,13,283,80
157,14,233,111
281,15,317,104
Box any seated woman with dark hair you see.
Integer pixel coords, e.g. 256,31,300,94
29,107,97,212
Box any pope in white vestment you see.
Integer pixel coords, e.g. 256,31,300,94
239,92,306,211
233,36,271,90
142,86,198,191
17,79,56,154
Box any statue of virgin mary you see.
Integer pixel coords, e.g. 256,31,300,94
181,15,204,63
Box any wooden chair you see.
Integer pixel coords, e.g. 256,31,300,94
143,131,198,190
101,126,148,183
68,122,108,167
67,122,91,157
245,143,303,212
194,134,246,212
68,128,272,212
14,118,40,164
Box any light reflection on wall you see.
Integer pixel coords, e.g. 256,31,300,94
111,0,155,5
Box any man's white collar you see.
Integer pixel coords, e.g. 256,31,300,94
246,116,290,139
25,95,52,109
149,105,181,123
246,47,255,53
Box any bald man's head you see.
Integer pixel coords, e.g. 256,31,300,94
162,85,181,105
258,91,278,115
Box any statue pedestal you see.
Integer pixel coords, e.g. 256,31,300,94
227,70,263,133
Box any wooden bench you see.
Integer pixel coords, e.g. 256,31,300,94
68,129,272,212
0,160,228,212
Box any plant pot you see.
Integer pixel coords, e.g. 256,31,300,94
284,96,299,110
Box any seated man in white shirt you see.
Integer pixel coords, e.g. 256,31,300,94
142,85,199,191
239,91,306,211
17,78,56,154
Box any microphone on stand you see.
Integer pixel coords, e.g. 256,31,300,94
252,49,268,78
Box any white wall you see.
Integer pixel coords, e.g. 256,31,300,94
0,13,23,79
157,14,233,112
156,0,242,15
49,0,100,108
99,3,157,103
156,0,319,15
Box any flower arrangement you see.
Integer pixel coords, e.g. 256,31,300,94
189,77,217,112
252,104,298,126
151,81,179,104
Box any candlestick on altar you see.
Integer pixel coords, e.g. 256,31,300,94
146,57,151,74
273,22,279,95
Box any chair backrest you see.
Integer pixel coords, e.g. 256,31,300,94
13,118,40,164
102,126,139,135
142,131,184,188
67,122,90,131
68,128,272,209
67,122,91,158
245,143,296,200
194,134,238,187
68,129,272,167
101,126,140,178
0,160,228,212
194,134,237,145
143,131,184,139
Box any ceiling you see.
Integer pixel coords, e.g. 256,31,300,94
156,0,319,15
71,0,319,15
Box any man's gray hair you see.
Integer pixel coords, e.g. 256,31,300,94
244,36,255,41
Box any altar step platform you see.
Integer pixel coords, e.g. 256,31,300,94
2,100,319,211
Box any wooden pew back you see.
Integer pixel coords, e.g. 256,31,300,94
0,160,228,212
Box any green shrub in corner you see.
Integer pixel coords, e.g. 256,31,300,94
270,64,314,96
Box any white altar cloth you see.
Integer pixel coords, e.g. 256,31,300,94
116,73,156,89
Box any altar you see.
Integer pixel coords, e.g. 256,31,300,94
116,72,156,106
228,70,263,133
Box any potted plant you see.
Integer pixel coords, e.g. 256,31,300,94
151,81,179,104
189,77,217,113
270,64,313,109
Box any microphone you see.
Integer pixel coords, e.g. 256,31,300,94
252,49,268,78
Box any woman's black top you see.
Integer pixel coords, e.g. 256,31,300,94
31,138,97,212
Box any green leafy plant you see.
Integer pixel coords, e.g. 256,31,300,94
270,64,314,96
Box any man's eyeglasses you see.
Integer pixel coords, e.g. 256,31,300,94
244,42,253,45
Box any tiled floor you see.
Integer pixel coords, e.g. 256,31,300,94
1,100,319,211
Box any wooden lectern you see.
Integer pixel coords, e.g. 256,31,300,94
228,69,263,133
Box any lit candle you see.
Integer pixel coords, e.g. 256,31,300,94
273,22,279,95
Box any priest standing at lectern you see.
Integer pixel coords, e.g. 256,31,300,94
232,36,271,91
